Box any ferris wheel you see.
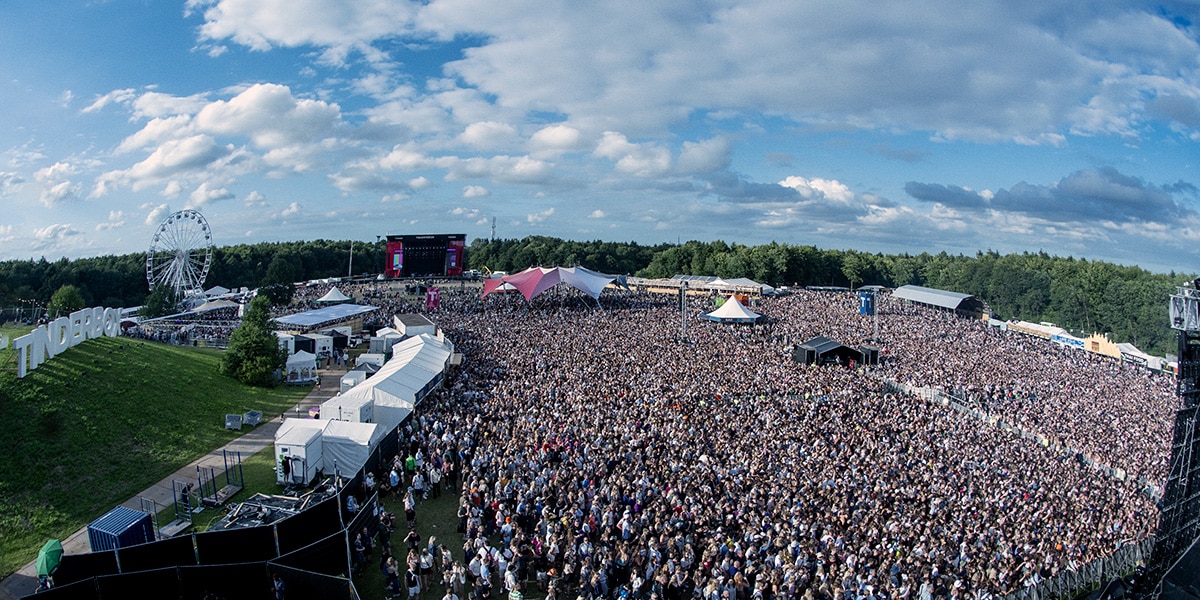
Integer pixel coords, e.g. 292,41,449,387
146,209,214,299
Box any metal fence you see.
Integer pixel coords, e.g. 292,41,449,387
996,538,1151,600
878,377,1155,600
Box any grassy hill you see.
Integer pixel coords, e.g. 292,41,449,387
0,326,311,578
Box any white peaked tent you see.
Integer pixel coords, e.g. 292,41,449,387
322,420,385,477
701,296,765,323
285,350,318,382
315,287,352,304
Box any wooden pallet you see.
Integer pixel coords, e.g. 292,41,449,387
201,484,243,507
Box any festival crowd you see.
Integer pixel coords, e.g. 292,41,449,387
352,286,1170,600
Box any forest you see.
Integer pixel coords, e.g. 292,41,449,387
0,236,1191,356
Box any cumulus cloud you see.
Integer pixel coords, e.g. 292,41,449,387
463,185,489,198
143,203,170,226
906,167,1196,225
0,172,24,196
527,207,554,223
529,124,586,156
588,209,605,218
244,190,267,207
279,201,300,217
188,182,235,207
594,132,671,177
459,121,517,148
32,223,81,250
95,210,127,231
188,0,421,55
194,83,342,150
676,137,731,175
33,162,81,206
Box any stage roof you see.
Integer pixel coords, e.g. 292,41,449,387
273,304,379,329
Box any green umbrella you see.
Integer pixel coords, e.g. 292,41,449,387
36,539,62,578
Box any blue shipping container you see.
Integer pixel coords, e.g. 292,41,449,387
87,506,154,552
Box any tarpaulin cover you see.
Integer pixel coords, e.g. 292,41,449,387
276,496,344,555
21,577,99,600
195,525,278,565
273,304,379,328
95,567,180,599
482,266,616,301
53,550,118,585
267,563,356,600
177,562,271,600
117,534,196,572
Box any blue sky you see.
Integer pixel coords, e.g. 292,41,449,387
2,0,1199,274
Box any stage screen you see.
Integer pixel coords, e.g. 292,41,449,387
384,234,465,278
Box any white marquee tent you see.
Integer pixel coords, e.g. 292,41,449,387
285,350,317,383
701,296,766,323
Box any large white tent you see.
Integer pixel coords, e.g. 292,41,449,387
321,420,385,477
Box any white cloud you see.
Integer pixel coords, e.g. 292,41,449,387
676,137,731,175
280,201,300,217
588,209,605,219
0,172,24,196
190,0,420,55
529,124,586,157
463,185,489,198
144,203,170,226
194,83,342,150
32,223,81,250
188,182,235,207
82,88,136,113
527,207,554,223
594,132,671,177
244,190,267,207
95,210,127,231
408,176,432,189
459,121,517,148
33,162,81,207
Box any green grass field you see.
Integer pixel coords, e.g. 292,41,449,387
0,325,311,578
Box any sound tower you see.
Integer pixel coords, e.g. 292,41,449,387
1153,284,1200,586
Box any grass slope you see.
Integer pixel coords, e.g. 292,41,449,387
0,328,310,578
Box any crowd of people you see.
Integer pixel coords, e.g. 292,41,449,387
346,286,1171,600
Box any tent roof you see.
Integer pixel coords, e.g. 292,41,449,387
482,265,616,301
701,296,765,323
273,304,379,329
892,285,985,312
315,287,352,303
286,350,316,366
798,336,845,354
192,299,239,313
205,285,231,296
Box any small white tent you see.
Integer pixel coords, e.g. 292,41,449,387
701,296,765,323
315,287,352,304
285,350,318,383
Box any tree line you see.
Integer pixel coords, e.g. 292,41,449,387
0,236,1190,356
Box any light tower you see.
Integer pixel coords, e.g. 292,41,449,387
1152,280,1200,585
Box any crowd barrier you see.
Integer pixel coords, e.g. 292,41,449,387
32,494,360,600
878,377,1155,600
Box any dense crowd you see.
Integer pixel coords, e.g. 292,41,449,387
366,287,1168,600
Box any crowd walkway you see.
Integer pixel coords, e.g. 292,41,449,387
0,364,348,600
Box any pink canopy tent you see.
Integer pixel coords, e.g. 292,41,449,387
482,266,616,301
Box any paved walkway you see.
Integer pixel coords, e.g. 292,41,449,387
0,364,348,600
